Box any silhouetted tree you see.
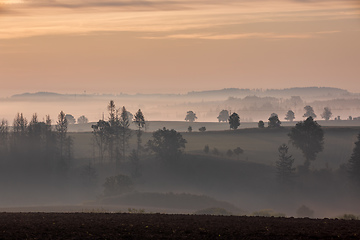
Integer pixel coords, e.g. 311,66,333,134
321,107,332,121
229,112,240,130
303,105,316,119
56,111,68,158
199,126,206,132
203,144,209,154
77,115,89,124
65,114,76,124
185,111,197,122
91,120,110,163
133,109,145,154
348,132,360,187
268,114,281,128
13,113,27,136
285,110,295,122
288,117,324,171
0,119,9,158
258,120,265,128
276,144,295,184
129,149,141,179
119,106,132,170
188,126,192,132
226,149,233,157
147,127,187,162
217,110,229,122
233,147,244,159
56,111,72,174
107,100,119,162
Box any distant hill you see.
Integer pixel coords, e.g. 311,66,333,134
11,92,63,98
10,87,353,100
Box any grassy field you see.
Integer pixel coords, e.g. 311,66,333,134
70,126,360,170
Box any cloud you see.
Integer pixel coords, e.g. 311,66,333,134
143,32,316,40
0,0,358,39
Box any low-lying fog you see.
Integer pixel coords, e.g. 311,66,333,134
0,87,360,218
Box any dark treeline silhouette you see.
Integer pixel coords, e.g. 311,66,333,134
91,101,133,173
0,111,72,176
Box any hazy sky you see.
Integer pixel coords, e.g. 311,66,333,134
0,0,359,97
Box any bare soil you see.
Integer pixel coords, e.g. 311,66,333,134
0,213,359,239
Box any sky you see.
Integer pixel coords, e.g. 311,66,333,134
0,0,359,97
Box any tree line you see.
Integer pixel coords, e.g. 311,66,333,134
184,105,358,126
0,111,72,176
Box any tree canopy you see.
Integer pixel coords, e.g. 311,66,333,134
185,111,197,122
288,117,324,170
285,110,295,122
229,112,240,130
147,127,187,162
268,113,281,128
321,107,332,121
77,115,89,124
65,114,76,124
303,105,316,119
348,133,360,187
276,144,295,184
217,110,229,122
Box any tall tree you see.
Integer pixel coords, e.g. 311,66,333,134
321,107,332,121
285,110,295,122
217,110,229,122
133,109,145,154
56,111,68,159
185,111,197,122
303,105,316,119
268,114,281,128
0,119,9,159
229,112,240,130
91,120,110,163
119,106,132,169
348,132,360,187
276,144,295,184
288,117,324,171
56,111,72,173
12,113,28,157
107,100,118,162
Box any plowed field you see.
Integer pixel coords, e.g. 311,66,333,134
0,213,359,239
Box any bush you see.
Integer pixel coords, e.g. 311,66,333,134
199,127,206,132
